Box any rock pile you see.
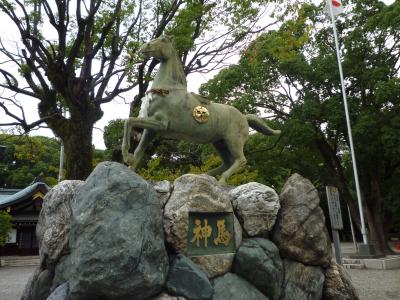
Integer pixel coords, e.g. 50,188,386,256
22,162,358,300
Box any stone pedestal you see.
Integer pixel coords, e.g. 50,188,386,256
21,168,359,300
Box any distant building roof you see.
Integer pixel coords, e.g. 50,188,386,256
0,182,49,209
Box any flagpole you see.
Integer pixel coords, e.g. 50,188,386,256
327,0,368,245
58,110,66,183
58,140,64,182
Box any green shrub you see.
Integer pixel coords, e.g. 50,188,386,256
0,211,12,246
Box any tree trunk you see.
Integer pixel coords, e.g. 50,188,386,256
38,91,103,180
315,136,393,253
315,137,362,229
364,206,390,254
62,121,94,180
363,175,392,254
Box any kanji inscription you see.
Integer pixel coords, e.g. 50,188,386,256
326,186,344,230
187,212,235,256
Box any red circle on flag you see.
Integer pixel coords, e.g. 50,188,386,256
332,0,341,7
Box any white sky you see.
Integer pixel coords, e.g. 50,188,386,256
0,0,395,149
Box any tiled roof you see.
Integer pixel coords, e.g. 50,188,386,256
0,189,21,202
0,182,49,208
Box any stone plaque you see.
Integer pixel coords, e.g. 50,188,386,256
326,186,343,230
187,212,235,256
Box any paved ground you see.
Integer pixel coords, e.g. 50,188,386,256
1,264,400,300
347,268,400,300
336,242,400,299
0,265,34,300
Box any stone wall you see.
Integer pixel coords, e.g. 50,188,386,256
21,162,358,300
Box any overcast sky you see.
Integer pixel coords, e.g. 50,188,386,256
0,0,395,150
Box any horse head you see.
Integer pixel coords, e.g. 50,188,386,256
139,36,175,61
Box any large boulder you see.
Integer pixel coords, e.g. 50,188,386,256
21,181,84,300
323,262,359,300
163,174,242,278
150,180,173,208
47,282,70,300
150,292,186,300
52,255,72,291
37,180,84,270
230,183,280,237
21,267,44,300
282,259,325,300
272,173,332,267
31,270,53,300
63,162,169,300
166,254,213,300
212,273,269,300
233,238,283,300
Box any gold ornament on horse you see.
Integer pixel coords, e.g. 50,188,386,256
192,106,210,123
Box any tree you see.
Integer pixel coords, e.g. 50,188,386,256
0,133,60,187
201,0,400,253
0,0,274,180
103,119,125,162
0,210,12,247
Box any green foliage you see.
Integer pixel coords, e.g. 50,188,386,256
18,64,32,77
166,1,214,54
93,148,108,169
103,119,125,151
0,133,108,187
138,156,183,182
0,134,60,188
201,0,400,241
188,155,259,186
0,211,12,247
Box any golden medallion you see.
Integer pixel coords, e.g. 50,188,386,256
192,106,210,123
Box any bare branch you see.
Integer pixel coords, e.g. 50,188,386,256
0,97,51,132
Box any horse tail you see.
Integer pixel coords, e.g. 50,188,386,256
246,114,281,136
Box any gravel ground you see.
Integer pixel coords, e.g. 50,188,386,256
0,265,399,299
0,265,35,300
346,268,400,300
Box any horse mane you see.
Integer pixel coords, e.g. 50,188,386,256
168,44,187,88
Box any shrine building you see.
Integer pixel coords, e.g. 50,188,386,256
0,182,49,256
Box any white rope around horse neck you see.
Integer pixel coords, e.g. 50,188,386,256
138,93,153,118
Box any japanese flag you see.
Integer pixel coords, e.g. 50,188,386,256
326,0,344,16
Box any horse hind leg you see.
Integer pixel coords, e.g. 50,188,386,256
207,140,232,177
218,138,247,184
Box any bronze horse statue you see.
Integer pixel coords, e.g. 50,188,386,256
122,36,280,183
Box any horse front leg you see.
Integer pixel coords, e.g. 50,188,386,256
122,116,167,170
131,129,156,170
127,116,168,131
122,118,134,166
